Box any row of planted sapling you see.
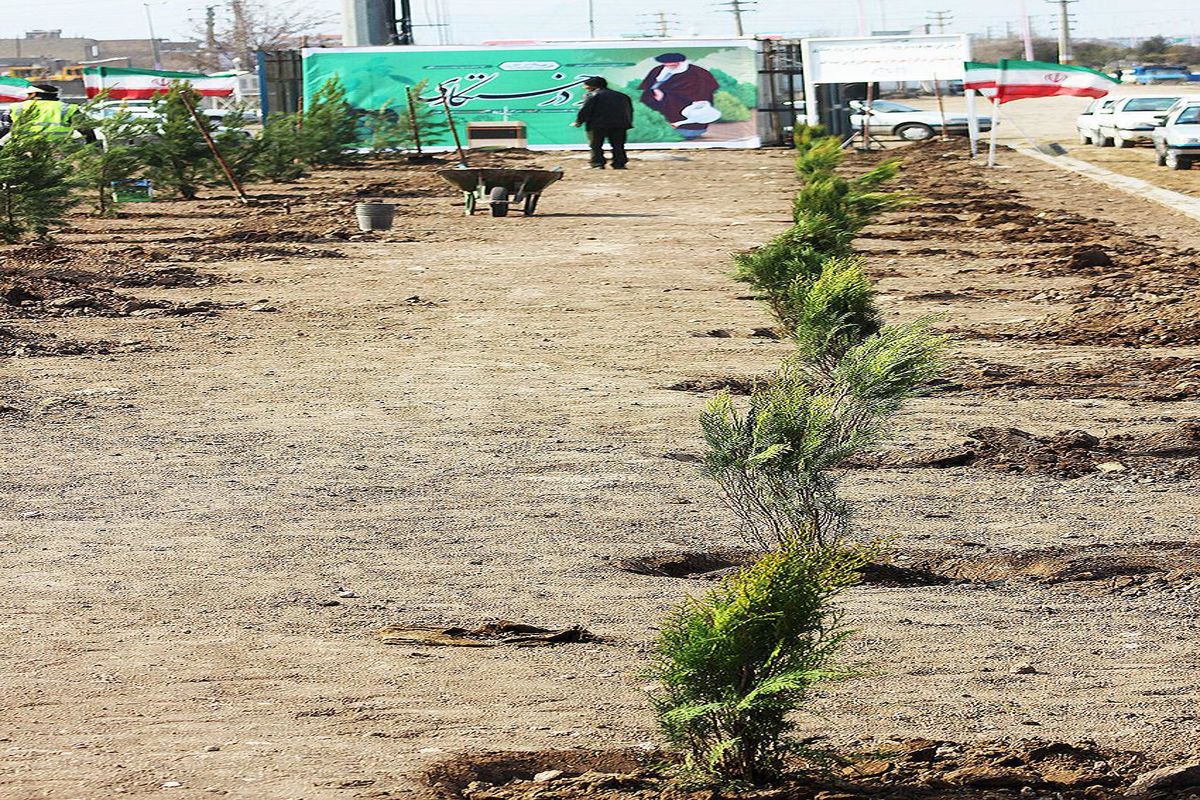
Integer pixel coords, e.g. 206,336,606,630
0,77,445,243
644,129,946,786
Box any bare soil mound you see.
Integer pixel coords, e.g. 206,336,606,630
857,423,1200,478
934,358,1200,401
425,737,1192,799
857,140,1200,346
0,324,114,358
1,245,223,320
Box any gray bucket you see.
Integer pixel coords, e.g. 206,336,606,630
355,202,396,231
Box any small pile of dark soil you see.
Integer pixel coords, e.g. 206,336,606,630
209,226,352,244
0,325,113,358
857,423,1200,478
615,550,951,588
909,541,1200,595
426,737,1193,799
0,270,219,319
3,243,221,288
934,358,1200,402
662,376,757,395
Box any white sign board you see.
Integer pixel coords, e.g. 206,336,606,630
803,34,970,84
801,34,972,128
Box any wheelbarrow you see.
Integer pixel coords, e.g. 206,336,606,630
437,167,563,217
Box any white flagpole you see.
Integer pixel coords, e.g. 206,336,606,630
965,88,980,157
987,96,1000,166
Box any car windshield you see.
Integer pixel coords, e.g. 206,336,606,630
1178,107,1200,124
870,101,919,113
1124,98,1179,111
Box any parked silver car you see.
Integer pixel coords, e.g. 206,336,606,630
1151,102,1200,169
848,99,992,141
1074,97,1116,144
1094,95,1182,147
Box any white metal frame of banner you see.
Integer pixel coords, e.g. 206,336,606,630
800,34,980,157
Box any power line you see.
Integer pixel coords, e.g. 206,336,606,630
715,0,756,37
637,11,679,37
925,9,953,34
1047,0,1077,63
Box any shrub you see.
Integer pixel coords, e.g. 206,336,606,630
255,113,307,181
792,123,830,154
142,84,213,199
0,129,76,242
794,135,843,180
362,82,450,155
300,77,361,165
789,256,882,358
792,170,913,232
713,90,751,123
71,110,146,216
700,320,946,551
648,544,864,785
209,108,260,188
731,213,855,333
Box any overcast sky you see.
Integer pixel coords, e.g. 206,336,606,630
5,0,1199,46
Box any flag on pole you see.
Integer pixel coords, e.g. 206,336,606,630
962,62,1000,97
993,59,1117,103
0,76,32,102
83,66,239,99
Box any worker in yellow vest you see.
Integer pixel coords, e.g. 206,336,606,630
4,84,96,143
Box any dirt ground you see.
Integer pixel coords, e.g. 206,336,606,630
911,84,1200,193
2,140,1199,800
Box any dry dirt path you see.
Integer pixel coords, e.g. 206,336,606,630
1,146,1198,799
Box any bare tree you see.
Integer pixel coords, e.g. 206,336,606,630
190,0,336,71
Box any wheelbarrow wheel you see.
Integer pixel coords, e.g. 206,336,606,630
489,186,509,217
523,194,539,216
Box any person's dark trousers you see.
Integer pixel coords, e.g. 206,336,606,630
588,127,628,168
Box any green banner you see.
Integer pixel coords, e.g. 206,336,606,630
302,40,761,149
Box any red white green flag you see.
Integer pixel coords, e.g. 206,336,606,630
83,66,239,99
965,59,1117,103
0,76,32,102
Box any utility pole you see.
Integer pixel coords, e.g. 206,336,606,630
925,9,952,34
204,6,217,49
716,0,756,37
144,2,162,69
230,0,249,70
587,0,596,38
650,10,672,36
1047,0,1076,63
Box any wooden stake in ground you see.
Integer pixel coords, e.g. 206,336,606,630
179,94,250,204
405,87,424,156
932,73,949,139
438,86,468,166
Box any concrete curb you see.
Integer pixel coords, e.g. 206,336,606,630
1013,147,1200,224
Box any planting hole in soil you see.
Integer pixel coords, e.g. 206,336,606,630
425,738,1195,799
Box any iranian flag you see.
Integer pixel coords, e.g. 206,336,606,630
962,62,1000,97
83,66,239,99
0,76,32,102
968,59,1117,104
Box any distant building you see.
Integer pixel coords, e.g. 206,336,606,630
0,29,202,74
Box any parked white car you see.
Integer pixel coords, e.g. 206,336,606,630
1151,102,1200,169
848,99,992,141
1075,97,1116,144
1094,95,1183,147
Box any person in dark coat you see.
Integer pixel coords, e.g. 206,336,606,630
572,76,634,169
638,52,721,139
